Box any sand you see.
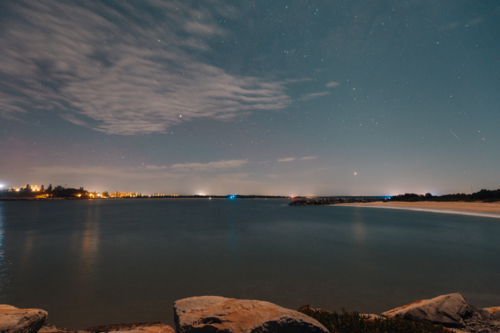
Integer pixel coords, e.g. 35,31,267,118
340,201,500,218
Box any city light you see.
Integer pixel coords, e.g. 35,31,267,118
0,184,4,189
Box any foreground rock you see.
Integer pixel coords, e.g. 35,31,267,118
85,322,174,333
289,197,380,206
382,293,500,332
484,307,500,322
174,296,329,333
0,305,48,333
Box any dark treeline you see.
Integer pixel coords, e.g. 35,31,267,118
0,184,108,199
389,189,500,202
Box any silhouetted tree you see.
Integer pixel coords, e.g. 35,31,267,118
41,185,45,191
47,184,53,191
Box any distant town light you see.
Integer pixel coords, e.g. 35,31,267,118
0,184,4,188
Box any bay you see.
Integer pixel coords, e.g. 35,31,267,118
0,199,499,329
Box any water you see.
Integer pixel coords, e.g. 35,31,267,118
0,199,499,329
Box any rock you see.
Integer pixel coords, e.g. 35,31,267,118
85,322,174,333
361,314,384,321
381,293,478,328
484,308,500,321
174,296,329,333
0,304,48,333
37,324,82,333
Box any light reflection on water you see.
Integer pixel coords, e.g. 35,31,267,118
79,205,100,283
0,203,4,277
352,207,366,243
0,199,499,330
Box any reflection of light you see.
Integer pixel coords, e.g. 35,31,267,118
79,206,100,285
352,222,366,243
0,204,4,262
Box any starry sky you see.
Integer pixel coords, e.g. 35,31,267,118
1,0,499,196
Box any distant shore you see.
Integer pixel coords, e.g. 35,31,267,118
0,195,290,201
339,201,500,217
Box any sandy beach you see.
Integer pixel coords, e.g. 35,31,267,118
340,201,500,218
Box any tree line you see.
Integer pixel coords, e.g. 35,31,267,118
389,189,500,202
0,184,109,198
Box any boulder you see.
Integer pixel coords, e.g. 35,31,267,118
381,293,478,328
361,314,384,322
484,307,500,321
0,304,48,333
174,296,329,333
85,322,174,333
37,324,74,333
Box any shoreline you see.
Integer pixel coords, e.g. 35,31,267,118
4,293,500,333
338,201,500,218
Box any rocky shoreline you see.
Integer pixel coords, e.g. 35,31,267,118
289,197,382,206
1,294,498,333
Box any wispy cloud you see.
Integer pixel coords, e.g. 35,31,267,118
147,159,248,171
301,156,318,160
33,159,248,178
60,114,89,127
278,157,296,162
0,1,289,135
326,81,340,88
170,160,248,171
301,91,330,101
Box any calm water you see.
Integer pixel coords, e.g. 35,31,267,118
0,199,499,329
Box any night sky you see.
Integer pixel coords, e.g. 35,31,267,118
1,0,499,196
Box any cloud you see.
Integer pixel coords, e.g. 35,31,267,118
146,160,248,172
184,21,224,36
301,156,318,160
32,159,248,179
0,1,290,135
145,165,170,171
60,114,89,127
326,81,340,88
31,166,144,179
170,159,248,171
301,92,330,101
278,157,296,162
466,17,483,26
